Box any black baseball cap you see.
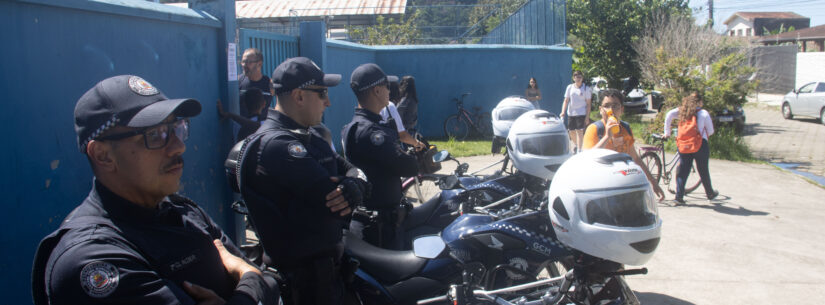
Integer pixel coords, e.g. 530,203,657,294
350,63,398,92
271,57,341,95
74,75,202,153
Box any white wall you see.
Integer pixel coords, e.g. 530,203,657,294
796,52,825,89
727,17,753,36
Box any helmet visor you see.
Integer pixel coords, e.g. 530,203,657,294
497,107,531,121
519,134,569,156
579,189,657,227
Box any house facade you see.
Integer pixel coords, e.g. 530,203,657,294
723,12,810,37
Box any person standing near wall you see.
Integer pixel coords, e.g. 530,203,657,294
560,71,592,153
525,77,542,109
239,48,274,119
663,92,719,205
396,76,419,133
380,79,425,150
31,75,279,305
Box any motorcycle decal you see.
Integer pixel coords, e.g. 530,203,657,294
489,235,504,250
490,223,573,253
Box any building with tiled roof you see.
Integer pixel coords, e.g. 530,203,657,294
723,12,809,37
758,24,825,52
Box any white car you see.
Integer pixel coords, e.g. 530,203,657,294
782,82,825,125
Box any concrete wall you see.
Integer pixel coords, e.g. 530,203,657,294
0,1,233,304
750,45,797,94
321,40,573,148
797,52,825,89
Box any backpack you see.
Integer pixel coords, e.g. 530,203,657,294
677,115,703,154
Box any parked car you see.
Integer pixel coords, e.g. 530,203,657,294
782,82,825,125
713,106,746,134
621,77,665,113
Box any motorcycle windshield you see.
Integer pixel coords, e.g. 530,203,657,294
579,189,657,227
519,133,568,156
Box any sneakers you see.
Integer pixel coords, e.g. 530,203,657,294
707,190,719,200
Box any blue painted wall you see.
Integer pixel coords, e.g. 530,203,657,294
320,40,573,148
0,1,230,304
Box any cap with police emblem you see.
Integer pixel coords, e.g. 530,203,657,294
272,57,342,95
350,63,398,93
74,75,202,153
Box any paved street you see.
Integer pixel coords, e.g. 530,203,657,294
742,95,825,178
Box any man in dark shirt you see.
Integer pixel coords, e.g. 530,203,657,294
242,57,369,305
239,48,273,119
341,63,418,249
31,75,278,305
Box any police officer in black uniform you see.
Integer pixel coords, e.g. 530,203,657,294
342,63,419,249
31,75,279,305
242,57,369,305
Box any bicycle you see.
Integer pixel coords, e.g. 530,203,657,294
639,133,702,195
443,93,493,140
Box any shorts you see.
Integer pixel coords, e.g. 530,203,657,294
567,115,587,130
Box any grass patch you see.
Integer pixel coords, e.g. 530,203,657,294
708,127,755,162
429,138,493,158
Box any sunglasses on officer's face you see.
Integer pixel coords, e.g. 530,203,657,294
97,119,189,150
301,87,328,99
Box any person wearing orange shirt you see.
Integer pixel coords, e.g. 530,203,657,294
582,88,665,201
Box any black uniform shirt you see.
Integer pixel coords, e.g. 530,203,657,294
36,181,276,305
245,110,357,266
342,108,418,210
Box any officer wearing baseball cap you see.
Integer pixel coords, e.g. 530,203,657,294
341,63,418,249
31,75,279,305
239,57,370,305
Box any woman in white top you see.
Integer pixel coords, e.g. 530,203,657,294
560,71,592,153
663,92,718,204
381,82,424,151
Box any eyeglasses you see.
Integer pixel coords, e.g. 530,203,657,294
97,119,189,150
241,59,260,64
602,103,621,109
301,87,328,99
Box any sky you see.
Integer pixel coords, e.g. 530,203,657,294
688,0,825,33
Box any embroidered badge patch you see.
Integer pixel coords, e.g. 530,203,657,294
288,142,308,158
370,131,385,146
128,76,159,96
80,261,119,298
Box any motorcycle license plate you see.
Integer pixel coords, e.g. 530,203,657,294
719,116,733,122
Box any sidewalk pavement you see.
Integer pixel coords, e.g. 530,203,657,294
450,154,825,305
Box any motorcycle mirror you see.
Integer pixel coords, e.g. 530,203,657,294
432,150,451,163
412,235,446,259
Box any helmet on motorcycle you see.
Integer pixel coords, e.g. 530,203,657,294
548,149,661,266
492,96,535,139
506,110,570,180
224,140,244,193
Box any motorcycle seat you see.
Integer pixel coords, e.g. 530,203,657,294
403,193,442,230
344,231,427,284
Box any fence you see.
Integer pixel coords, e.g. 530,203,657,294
481,0,566,46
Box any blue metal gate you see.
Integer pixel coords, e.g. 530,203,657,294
238,28,299,77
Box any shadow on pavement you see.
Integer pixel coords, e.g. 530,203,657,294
659,196,769,217
746,123,786,135
636,291,695,305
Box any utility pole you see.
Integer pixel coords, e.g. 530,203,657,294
708,0,714,28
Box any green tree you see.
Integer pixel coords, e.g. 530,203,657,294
763,23,795,35
348,11,422,45
467,0,528,35
566,0,690,88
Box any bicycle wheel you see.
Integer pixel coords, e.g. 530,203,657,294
443,114,469,140
640,151,662,185
475,112,493,139
401,175,441,206
666,161,703,195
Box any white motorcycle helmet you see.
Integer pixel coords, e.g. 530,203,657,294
548,149,662,266
492,96,535,138
506,110,570,180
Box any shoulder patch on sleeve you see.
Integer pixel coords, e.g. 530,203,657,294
287,142,308,158
80,261,119,298
370,131,386,146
